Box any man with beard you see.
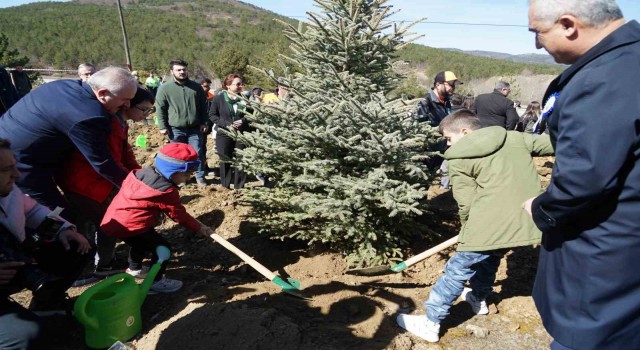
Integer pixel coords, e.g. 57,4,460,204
416,71,463,126
523,0,640,349
0,66,137,218
155,60,209,187
416,71,463,188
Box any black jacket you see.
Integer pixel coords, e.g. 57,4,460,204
531,20,640,350
208,92,252,132
9,71,31,98
416,89,450,126
0,67,19,115
473,91,519,130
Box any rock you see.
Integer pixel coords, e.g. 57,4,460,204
465,324,490,338
488,303,499,314
509,323,521,332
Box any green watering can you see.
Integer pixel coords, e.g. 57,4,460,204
74,246,171,349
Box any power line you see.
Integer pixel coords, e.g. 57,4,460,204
286,16,528,28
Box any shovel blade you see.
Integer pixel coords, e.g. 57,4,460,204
271,276,311,300
345,265,393,276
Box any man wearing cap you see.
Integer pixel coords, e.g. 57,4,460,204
473,81,519,130
416,71,462,126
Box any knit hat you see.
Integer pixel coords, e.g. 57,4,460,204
154,143,200,180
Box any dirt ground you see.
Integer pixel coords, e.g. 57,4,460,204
11,123,555,350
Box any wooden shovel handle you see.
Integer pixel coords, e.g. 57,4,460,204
403,235,459,267
209,233,277,280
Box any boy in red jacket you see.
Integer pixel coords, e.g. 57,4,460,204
101,143,213,294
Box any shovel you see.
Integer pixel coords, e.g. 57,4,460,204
209,233,309,300
346,235,459,276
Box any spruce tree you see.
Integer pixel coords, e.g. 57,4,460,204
231,0,443,267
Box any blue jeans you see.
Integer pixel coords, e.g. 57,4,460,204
169,127,205,180
0,299,44,350
424,250,501,323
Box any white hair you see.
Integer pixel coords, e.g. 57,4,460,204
77,63,95,72
530,0,623,27
495,81,511,90
87,66,138,94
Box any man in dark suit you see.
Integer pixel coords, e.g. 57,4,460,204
524,1,640,349
0,67,19,115
473,81,519,130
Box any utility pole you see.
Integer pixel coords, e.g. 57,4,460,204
116,0,133,71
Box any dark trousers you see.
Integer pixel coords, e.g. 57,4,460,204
0,299,44,350
16,176,77,224
122,230,170,282
215,133,246,189
63,190,117,269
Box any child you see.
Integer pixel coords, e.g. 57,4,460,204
100,143,213,294
396,109,553,342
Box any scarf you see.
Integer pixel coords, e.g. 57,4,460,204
223,91,246,120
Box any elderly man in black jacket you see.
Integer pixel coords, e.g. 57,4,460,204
523,1,640,349
473,81,519,130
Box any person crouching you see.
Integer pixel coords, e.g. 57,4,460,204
100,143,214,294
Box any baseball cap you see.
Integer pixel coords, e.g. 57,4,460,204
434,71,463,85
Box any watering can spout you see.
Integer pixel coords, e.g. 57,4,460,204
139,246,171,298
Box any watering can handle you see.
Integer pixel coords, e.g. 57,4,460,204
74,273,136,331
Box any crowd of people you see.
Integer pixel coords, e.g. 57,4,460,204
0,0,638,349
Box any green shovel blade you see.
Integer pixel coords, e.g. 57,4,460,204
271,276,309,300
390,261,408,272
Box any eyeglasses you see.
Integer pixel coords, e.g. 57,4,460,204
134,106,155,115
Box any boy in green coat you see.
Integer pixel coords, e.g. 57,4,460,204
397,109,553,342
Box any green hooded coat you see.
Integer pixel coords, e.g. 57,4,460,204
444,126,553,252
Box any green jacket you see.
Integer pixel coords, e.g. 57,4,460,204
155,78,208,130
445,127,553,252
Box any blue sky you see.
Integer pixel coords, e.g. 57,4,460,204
2,0,640,54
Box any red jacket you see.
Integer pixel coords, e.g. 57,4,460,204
56,115,140,203
100,167,201,238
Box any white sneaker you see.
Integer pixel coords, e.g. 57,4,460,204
149,278,183,294
125,266,149,279
462,287,489,315
396,314,440,343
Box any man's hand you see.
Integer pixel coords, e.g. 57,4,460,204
523,197,535,216
0,261,24,285
232,120,243,129
159,129,168,135
58,229,91,254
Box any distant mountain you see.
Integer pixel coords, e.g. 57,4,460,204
0,0,564,89
444,49,561,66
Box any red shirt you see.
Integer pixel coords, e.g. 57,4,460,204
56,115,140,203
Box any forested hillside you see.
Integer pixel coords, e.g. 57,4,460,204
0,0,564,88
